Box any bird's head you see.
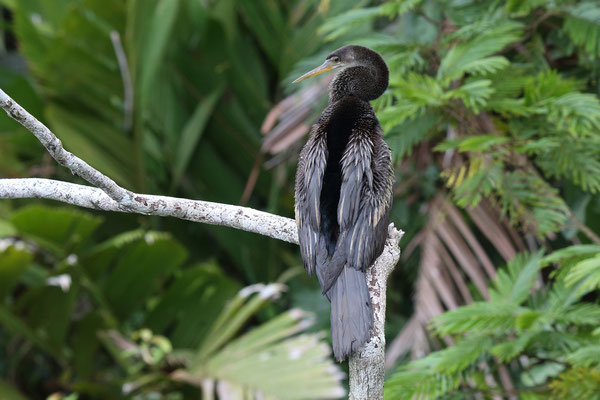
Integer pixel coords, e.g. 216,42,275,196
292,45,388,101
292,46,363,83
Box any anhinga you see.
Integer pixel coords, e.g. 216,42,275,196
293,45,393,361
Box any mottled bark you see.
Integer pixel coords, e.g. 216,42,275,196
350,226,403,400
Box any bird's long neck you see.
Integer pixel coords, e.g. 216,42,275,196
329,57,389,102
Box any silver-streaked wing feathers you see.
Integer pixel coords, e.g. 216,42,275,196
340,125,393,270
294,125,328,276
320,122,393,292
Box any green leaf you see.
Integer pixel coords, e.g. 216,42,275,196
522,362,564,387
566,344,600,368
46,105,138,188
0,0,16,8
542,245,600,265
461,56,510,76
0,220,17,238
555,303,600,326
10,205,103,254
563,2,600,57
198,311,343,399
0,304,66,360
172,84,224,189
319,6,382,41
385,354,462,400
195,283,286,360
490,251,543,304
563,254,600,295
20,283,79,351
0,245,32,299
387,110,441,161
0,381,27,400
535,136,600,193
99,231,187,319
444,79,494,112
134,0,180,113
380,0,424,17
490,331,536,362
435,134,509,152
499,171,568,235
437,21,522,83
516,310,542,330
71,311,106,379
174,285,344,400
434,334,492,374
145,263,240,348
550,367,600,398
432,302,527,335
542,93,600,136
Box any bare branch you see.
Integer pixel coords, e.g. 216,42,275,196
0,88,135,206
0,178,299,244
350,225,404,400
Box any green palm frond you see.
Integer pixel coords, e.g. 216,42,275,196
175,285,344,400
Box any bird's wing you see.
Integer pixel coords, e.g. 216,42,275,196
321,122,393,292
294,124,328,276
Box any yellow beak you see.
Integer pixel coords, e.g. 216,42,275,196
292,59,341,83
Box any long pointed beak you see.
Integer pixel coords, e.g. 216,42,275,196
293,59,341,83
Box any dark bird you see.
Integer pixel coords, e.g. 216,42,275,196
293,45,393,361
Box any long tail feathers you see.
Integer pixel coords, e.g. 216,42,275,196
321,248,346,294
328,265,373,361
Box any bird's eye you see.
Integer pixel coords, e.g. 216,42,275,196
330,56,341,63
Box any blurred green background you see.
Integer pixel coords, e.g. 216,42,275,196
2,0,600,399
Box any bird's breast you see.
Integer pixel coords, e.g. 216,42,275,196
318,96,375,256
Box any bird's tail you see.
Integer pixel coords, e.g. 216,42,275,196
329,265,373,361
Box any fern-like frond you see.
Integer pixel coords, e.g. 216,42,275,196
435,134,509,153
386,110,441,161
550,368,600,399
563,254,600,295
499,171,568,235
541,93,600,136
563,2,600,57
384,354,463,400
386,47,426,76
542,244,600,266
432,302,527,335
437,21,523,84
319,7,381,40
380,73,444,130
490,251,543,304
445,79,494,112
445,158,503,208
462,56,510,76
490,331,537,362
556,303,600,326
434,334,493,374
535,136,600,193
567,345,600,368
380,0,424,17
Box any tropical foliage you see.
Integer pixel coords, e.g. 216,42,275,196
300,0,600,397
0,205,342,399
0,0,353,398
2,0,600,399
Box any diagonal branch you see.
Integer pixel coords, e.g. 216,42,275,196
0,89,135,206
0,87,402,400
